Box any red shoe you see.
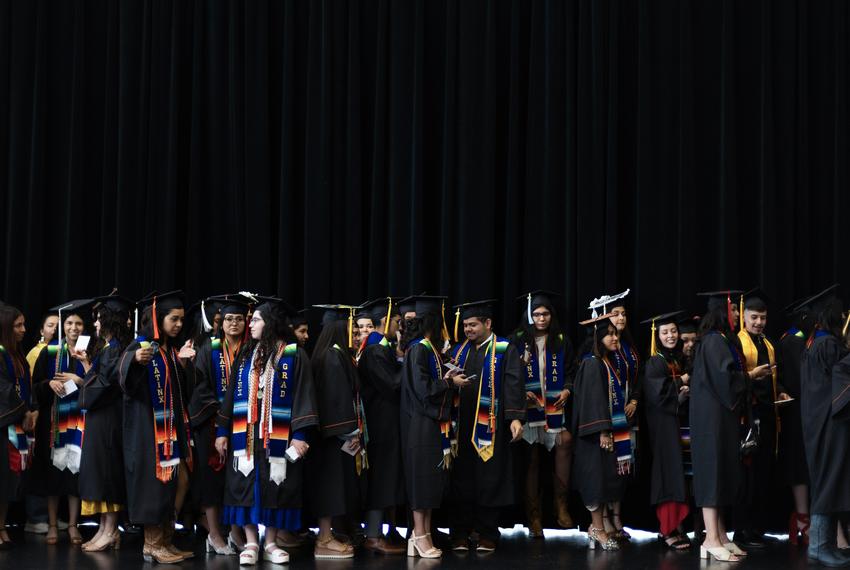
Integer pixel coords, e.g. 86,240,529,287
789,512,810,546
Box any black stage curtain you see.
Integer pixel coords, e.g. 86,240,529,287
1,0,849,338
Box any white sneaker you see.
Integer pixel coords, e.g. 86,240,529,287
24,522,48,534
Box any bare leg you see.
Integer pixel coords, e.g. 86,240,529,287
46,496,59,543
589,509,612,543
792,485,809,514
67,496,81,542
205,506,227,549
412,509,436,552
554,431,574,487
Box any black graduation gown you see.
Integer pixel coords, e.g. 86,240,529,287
689,332,746,507
188,337,226,508
119,341,195,524
801,334,850,514
27,345,82,497
777,332,809,485
0,351,28,501
358,338,405,510
216,345,319,510
452,337,525,507
643,352,688,505
572,357,626,506
305,347,365,518
78,341,126,504
399,342,451,510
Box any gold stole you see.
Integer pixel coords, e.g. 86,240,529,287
737,330,780,456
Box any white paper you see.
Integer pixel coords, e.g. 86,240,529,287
63,379,78,396
286,446,301,463
340,440,358,456
75,335,91,353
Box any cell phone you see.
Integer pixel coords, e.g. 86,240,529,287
75,335,90,352
148,341,160,353
465,374,478,381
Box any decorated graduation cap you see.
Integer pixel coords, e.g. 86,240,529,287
587,289,631,319
138,290,186,341
639,310,684,357
517,289,561,325
697,290,743,331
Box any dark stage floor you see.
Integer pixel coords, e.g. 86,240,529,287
0,526,814,570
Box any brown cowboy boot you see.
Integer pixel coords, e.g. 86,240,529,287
143,524,184,564
553,475,574,528
162,519,195,559
525,487,544,538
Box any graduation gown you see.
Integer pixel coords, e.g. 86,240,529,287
27,345,83,497
689,332,746,507
0,350,29,501
188,337,225,508
643,351,688,505
216,345,318,510
399,341,451,510
119,341,195,524
777,331,809,485
358,334,405,510
305,346,365,518
572,357,626,506
452,337,525,507
801,334,850,514
78,340,126,504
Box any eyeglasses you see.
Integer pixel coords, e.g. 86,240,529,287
223,316,245,323
532,312,551,318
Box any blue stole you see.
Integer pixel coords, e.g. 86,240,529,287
0,346,31,467
613,339,639,401
603,356,633,475
523,335,567,431
410,338,453,467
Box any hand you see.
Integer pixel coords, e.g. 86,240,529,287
599,431,614,452
49,379,66,397
510,420,523,442
452,374,470,389
56,372,83,386
70,347,91,369
23,410,38,432
554,389,571,409
215,437,228,459
679,373,690,386
135,347,154,365
777,392,791,401
348,437,362,454
177,340,196,360
624,400,637,419
289,439,309,458
750,364,772,379
443,367,462,380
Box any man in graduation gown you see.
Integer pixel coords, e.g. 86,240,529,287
733,289,791,548
799,285,850,567
357,298,406,554
447,300,525,552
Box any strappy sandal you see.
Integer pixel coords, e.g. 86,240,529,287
239,542,260,565
264,543,290,563
661,532,691,551
314,535,354,560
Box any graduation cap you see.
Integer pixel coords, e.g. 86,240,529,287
313,304,359,348
696,290,742,331
517,290,561,325
640,310,684,357
253,295,298,318
398,295,452,342
451,299,498,343
795,284,840,315
587,289,630,318
398,298,416,316
676,315,700,335
290,309,309,327
92,293,135,315
138,291,186,341
207,293,252,318
49,299,95,348
783,295,810,316
360,297,401,323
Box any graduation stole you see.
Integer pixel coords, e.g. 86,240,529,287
447,340,474,452
231,343,299,483
807,328,831,349
364,331,390,349
523,334,567,431
737,330,780,455
613,340,640,401
470,336,509,462
0,345,31,472
331,344,369,475
781,327,805,340
139,337,192,483
210,337,241,404
603,356,632,475
47,342,86,474
411,337,454,468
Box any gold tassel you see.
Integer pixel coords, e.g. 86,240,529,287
650,319,657,357
739,294,745,332
843,310,850,338
348,308,354,349
454,308,461,343
386,297,393,335
441,301,451,342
